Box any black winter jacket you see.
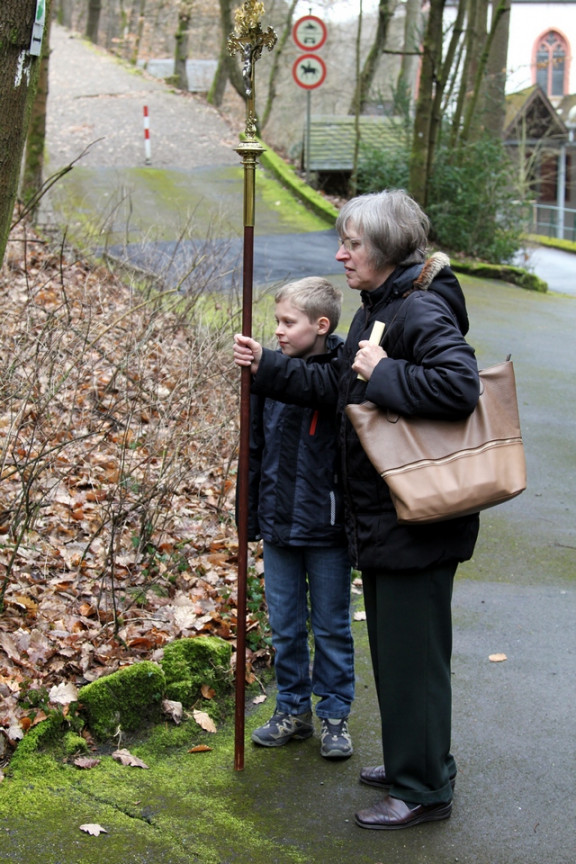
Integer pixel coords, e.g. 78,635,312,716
251,262,481,571
247,334,347,548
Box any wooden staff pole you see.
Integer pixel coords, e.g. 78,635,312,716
228,1,277,772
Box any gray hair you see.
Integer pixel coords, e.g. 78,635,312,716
335,189,429,270
275,277,342,334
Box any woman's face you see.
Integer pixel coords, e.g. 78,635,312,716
335,224,393,292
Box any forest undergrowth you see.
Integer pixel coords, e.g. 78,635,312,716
0,213,270,767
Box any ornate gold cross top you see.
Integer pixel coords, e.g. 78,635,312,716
228,0,277,139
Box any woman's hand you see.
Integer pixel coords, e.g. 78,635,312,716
352,340,387,381
233,334,263,375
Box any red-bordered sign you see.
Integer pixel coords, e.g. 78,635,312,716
292,54,327,90
292,15,327,52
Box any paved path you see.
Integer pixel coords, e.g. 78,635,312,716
517,244,576,296
46,25,576,298
46,25,240,171
21,22,576,864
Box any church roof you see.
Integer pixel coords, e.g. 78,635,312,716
504,85,568,144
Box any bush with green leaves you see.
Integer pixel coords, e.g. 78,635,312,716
427,136,528,263
357,133,528,264
357,134,411,194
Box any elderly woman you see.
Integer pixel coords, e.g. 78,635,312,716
234,189,480,830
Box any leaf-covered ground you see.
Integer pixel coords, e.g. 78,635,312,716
0,218,267,764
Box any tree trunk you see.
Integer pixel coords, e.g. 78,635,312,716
460,0,510,143
173,3,192,91
260,0,298,131
0,0,43,267
21,1,53,217
482,0,511,138
348,0,395,115
409,0,445,207
86,0,102,44
208,0,246,108
349,0,364,196
397,0,422,98
130,0,146,66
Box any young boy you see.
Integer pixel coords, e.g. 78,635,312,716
246,277,354,759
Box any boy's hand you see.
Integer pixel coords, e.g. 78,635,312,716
234,334,263,375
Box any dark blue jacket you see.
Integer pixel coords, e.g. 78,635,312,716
247,334,347,548
251,262,481,571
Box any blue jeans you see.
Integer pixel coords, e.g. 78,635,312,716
262,541,355,719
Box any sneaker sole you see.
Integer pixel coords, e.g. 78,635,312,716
321,747,353,759
251,728,314,747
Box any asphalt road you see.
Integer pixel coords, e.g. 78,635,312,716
19,21,576,864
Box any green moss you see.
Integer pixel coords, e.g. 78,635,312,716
78,661,165,740
256,135,339,226
161,635,232,707
63,731,89,756
525,233,576,254
7,712,67,772
450,257,548,292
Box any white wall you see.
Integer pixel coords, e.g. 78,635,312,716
444,1,576,97
506,2,576,95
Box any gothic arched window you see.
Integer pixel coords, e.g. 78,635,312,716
535,31,568,97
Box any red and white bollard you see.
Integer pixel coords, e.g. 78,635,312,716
143,106,151,164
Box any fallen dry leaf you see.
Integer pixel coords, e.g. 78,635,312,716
49,681,79,706
162,699,183,725
79,823,108,836
252,694,267,705
73,757,101,769
112,748,149,769
353,610,367,621
192,709,217,733
188,744,212,753
489,653,508,662
0,216,267,764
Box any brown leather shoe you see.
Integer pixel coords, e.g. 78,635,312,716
359,764,456,790
355,795,452,830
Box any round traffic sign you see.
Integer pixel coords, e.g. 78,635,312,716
292,54,327,90
292,15,327,52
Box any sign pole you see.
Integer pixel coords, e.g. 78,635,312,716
306,90,311,184
227,0,277,773
292,15,328,181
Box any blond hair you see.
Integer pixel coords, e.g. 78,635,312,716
274,277,342,334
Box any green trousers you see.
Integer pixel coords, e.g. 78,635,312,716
362,562,457,805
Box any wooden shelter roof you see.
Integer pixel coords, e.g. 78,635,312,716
305,115,402,172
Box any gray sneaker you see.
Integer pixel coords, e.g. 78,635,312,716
251,711,314,747
320,717,353,759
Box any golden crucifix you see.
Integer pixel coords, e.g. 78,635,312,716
228,1,276,771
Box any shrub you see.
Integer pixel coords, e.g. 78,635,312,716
427,136,529,263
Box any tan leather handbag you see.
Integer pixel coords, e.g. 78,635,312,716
345,360,527,524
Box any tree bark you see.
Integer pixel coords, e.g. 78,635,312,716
173,2,193,91
482,0,511,138
208,0,246,108
0,0,43,266
348,0,395,115
86,0,102,44
397,0,422,97
460,0,510,143
260,0,298,131
130,0,146,66
21,1,53,216
409,0,445,207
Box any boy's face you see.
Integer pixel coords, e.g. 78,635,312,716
274,299,330,359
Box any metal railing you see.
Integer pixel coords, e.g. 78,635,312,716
529,204,576,241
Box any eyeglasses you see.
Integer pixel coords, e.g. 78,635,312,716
337,237,363,252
